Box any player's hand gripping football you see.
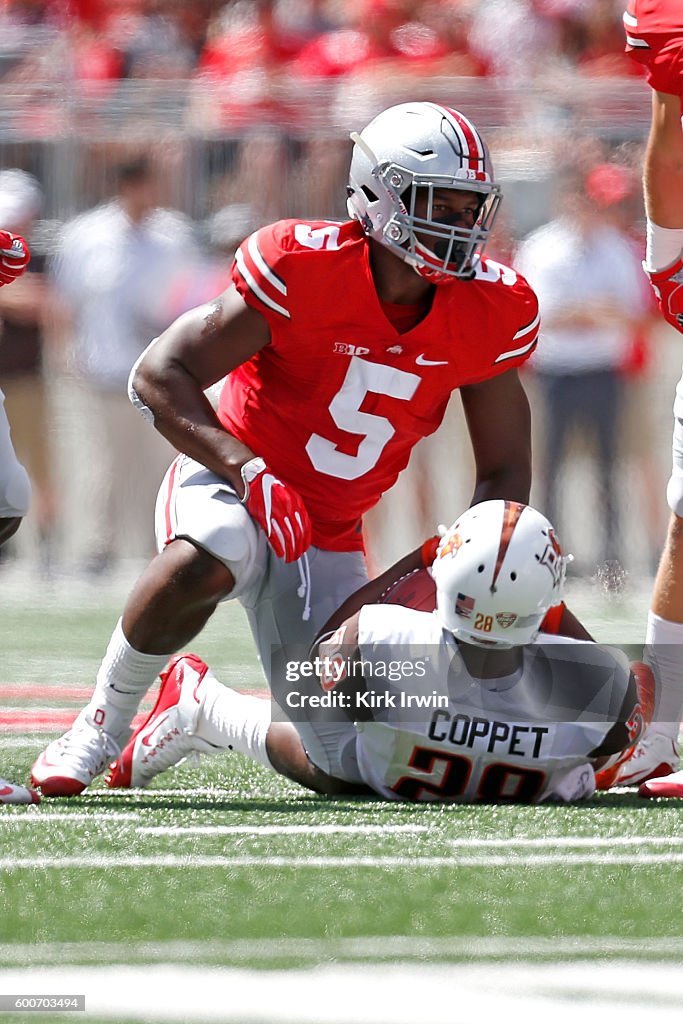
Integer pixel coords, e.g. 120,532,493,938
240,457,312,562
0,231,30,285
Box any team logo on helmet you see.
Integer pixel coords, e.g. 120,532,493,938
539,528,564,585
439,532,463,560
495,612,518,629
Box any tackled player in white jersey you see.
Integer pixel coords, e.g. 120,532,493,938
106,501,651,804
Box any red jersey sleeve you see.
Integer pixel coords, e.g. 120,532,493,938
461,258,541,383
231,222,294,327
647,256,683,335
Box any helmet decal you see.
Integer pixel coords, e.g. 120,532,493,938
539,528,566,585
495,612,518,629
439,531,463,560
438,105,489,179
455,593,476,618
491,500,526,591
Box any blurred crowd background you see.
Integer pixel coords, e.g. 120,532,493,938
0,0,679,586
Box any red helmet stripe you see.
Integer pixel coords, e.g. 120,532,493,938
438,105,485,171
491,500,526,590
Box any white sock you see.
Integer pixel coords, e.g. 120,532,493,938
80,619,171,742
645,610,683,741
196,674,272,769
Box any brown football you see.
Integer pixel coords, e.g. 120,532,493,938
378,567,437,612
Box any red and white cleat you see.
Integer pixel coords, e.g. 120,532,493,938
0,776,41,805
639,768,683,799
107,654,217,789
615,733,679,788
31,721,120,797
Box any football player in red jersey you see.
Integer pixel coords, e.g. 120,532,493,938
613,4,683,794
0,228,40,805
32,101,541,798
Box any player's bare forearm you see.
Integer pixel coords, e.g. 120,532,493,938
315,546,428,640
644,91,683,228
130,287,271,492
461,370,532,506
131,353,254,492
470,462,531,507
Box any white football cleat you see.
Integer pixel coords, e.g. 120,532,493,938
639,768,683,799
614,732,679,787
31,720,120,797
0,776,41,805
107,653,217,789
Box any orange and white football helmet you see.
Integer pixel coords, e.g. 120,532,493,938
431,500,568,648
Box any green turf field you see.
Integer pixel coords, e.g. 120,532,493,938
2,577,682,1023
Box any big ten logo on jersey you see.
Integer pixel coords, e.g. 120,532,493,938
333,342,370,356
294,223,341,251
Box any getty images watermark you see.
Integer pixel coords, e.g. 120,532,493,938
283,654,447,711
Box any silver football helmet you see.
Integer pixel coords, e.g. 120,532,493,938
347,101,502,283
431,501,569,648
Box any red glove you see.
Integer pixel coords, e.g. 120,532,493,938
420,535,441,569
0,231,30,286
240,457,312,562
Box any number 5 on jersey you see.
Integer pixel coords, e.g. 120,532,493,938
306,357,421,480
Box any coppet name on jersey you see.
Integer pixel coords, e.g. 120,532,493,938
353,605,636,803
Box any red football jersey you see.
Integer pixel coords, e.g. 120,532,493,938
624,1,683,95
647,256,683,334
222,219,539,552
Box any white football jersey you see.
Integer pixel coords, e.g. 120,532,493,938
352,604,636,803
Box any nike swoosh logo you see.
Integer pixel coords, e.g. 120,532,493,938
142,714,170,746
0,786,14,796
262,473,282,535
416,354,449,366
35,751,62,771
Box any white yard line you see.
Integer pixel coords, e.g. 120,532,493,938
136,824,428,835
4,852,683,869
2,935,683,965
0,736,49,748
0,812,146,823
446,836,683,847
0,963,681,1023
